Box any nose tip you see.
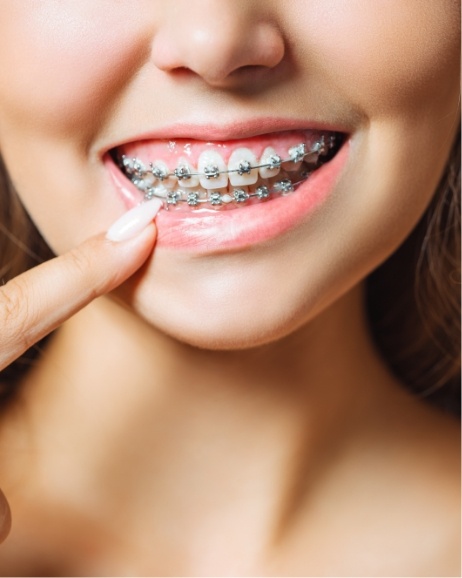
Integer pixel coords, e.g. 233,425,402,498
151,2,285,88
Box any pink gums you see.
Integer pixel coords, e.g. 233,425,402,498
118,130,327,168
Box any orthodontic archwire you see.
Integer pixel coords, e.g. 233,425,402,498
120,135,336,182
119,134,338,208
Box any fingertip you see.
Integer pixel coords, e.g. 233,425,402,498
103,220,158,265
106,200,163,242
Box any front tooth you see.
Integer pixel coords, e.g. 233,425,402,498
228,148,258,186
173,157,200,187
259,147,281,179
198,150,228,189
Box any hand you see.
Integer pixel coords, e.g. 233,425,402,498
0,200,162,372
0,200,162,543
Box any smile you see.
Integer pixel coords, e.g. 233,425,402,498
104,125,350,251
111,130,344,211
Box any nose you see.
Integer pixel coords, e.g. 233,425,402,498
151,0,286,88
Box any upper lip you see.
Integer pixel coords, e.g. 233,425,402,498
101,117,351,157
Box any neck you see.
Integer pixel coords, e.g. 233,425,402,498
12,283,400,572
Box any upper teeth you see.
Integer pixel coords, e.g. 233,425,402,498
259,147,282,179
118,135,343,210
120,137,333,186
288,143,306,163
228,148,259,186
173,157,199,187
198,150,228,188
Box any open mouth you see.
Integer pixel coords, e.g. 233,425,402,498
109,129,345,212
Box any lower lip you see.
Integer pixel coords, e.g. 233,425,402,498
104,141,349,252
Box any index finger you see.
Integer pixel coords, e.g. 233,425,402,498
0,200,162,371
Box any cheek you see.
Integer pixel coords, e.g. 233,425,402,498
289,0,460,118
0,1,154,252
0,1,150,138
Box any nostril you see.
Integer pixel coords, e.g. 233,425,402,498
168,66,198,80
150,8,286,87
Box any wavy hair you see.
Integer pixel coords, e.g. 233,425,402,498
367,127,460,414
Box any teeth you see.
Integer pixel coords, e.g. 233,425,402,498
186,191,200,207
150,161,168,180
282,143,305,172
132,178,150,191
143,173,156,187
173,157,200,187
274,179,294,195
233,187,250,203
259,147,281,179
133,172,156,191
304,151,319,165
221,193,234,204
121,156,134,172
288,143,306,163
314,135,328,155
282,159,302,172
167,190,181,205
256,185,270,199
209,191,223,206
198,150,228,189
151,160,176,188
132,158,146,177
228,148,259,186
121,132,342,210
146,184,170,199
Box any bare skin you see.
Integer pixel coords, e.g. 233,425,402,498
0,1,460,575
0,284,460,576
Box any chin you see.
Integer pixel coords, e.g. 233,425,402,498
137,306,300,351
112,262,312,351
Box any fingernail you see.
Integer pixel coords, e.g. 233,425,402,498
106,199,163,242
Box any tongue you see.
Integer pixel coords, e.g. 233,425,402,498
117,130,329,168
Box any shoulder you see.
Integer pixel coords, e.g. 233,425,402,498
354,393,461,576
273,392,461,576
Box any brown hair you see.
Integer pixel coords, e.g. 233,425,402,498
0,154,54,398
367,127,460,414
0,130,460,413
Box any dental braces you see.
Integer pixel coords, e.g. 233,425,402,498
144,176,303,209
118,134,339,210
120,134,337,182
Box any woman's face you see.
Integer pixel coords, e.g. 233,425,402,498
0,1,459,348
